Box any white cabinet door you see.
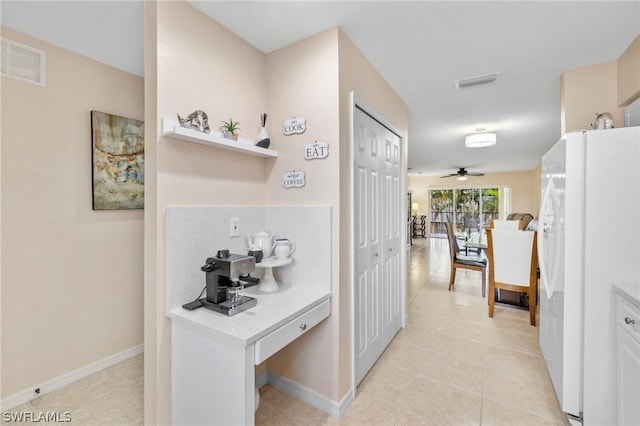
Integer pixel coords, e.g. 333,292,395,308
354,107,402,385
617,325,640,426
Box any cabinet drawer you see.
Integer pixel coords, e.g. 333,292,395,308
617,296,640,343
255,300,330,364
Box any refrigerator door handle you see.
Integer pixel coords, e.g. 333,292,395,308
538,179,561,299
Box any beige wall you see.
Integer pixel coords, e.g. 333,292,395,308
146,5,409,418
618,34,640,107
531,163,542,216
146,2,269,422
143,2,160,423
1,27,144,397
337,30,409,398
560,61,625,134
561,34,640,132
263,29,341,399
263,28,410,403
408,169,541,226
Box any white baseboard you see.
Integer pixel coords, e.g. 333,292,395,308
266,371,353,419
255,370,268,388
1,344,144,412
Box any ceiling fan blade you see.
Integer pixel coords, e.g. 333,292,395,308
439,167,485,178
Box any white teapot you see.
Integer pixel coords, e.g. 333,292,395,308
273,238,296,259
245,230,275,258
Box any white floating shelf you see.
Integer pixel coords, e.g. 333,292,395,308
161,118,278,158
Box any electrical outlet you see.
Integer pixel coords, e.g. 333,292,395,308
230,218,240,237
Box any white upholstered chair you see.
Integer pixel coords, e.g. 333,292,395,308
486,228,538,326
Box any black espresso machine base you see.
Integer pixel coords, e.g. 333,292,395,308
200,296,257,316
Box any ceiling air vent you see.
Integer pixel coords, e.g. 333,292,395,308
455,72,500,89
1,37,46,87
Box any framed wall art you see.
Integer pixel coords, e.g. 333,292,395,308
91,110,145,210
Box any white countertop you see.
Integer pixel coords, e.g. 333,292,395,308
168,285,331,347
613,283,640,308
254,257,293,268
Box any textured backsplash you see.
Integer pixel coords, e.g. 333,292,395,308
166,206,332,312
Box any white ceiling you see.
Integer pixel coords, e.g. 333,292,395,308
2,1,638,177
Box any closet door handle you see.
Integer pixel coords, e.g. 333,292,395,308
374,252,379,257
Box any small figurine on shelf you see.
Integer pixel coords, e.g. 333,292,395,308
256,113,270,149
220,118,240,140
177,110,210,133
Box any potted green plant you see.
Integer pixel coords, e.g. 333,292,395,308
220,118,240,141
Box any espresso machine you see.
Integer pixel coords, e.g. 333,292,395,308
197,250,259,316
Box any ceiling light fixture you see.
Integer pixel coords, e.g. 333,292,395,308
465,132,496,148
457,175,468,181
455,72,500,89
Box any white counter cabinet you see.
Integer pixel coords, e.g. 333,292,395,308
613,283,640,426
169,286,331,426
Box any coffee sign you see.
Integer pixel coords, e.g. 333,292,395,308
283,117,306,135
282,170,306,188
304,141,329,160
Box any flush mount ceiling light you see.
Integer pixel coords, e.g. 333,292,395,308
465,132,496,148
455,72,500,89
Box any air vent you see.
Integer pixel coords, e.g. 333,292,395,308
455,72,500,89
1,37,46,87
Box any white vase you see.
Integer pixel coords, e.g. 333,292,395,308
256,113,270,148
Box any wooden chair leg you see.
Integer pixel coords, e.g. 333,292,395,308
481,269,486,297
529,287,536,326
448,267,456,291
488,283,495,317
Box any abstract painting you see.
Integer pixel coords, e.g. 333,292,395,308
91,110,145,210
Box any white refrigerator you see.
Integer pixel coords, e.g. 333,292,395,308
538,126,640,425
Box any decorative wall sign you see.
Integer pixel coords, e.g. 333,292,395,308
91,111,145,210
304,141,329,160
283,117,306,135
282,170,306,188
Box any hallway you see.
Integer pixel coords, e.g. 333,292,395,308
2,239,566,425
256,238,565,425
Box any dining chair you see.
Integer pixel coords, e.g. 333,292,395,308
506,213,534,230
463,217,480,233
448,221,480,256
490,219,524,230
485,228,538,326
461,217,482,255
444,221,487,297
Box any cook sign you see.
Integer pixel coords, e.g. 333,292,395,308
283,117,306,135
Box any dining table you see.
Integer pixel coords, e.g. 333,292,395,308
463,230,488,253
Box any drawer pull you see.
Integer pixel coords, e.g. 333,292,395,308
300,323,307,331
624,317,636,325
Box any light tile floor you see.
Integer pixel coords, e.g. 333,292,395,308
2,354,143,425
3,238,566,425
256,238,566,425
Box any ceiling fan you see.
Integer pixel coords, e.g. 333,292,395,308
440,167,485,180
